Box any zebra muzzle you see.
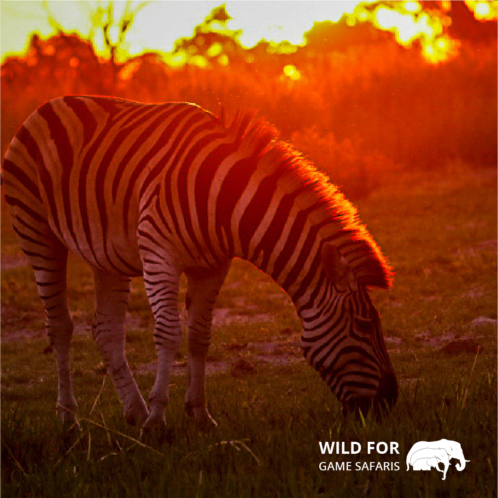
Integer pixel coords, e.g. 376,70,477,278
376,372,398,409
341,372,398,419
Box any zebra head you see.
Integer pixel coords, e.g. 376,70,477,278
300,242,398,417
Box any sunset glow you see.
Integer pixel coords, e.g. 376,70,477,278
465,0,498,20
1,1,497,67
209,1,465,64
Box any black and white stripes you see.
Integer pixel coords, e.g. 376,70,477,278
3,96,397,428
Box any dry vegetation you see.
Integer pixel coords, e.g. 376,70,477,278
1,12,496,198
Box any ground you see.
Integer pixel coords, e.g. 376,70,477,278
1,165,496,498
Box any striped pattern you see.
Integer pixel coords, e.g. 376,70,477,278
3,96,397,428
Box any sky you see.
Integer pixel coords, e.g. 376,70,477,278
0,0,496,61
1,1,215,62
0,1,368,63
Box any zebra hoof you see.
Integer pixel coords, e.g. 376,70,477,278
59,419,82,452
140,415,167,443
185,402,218,431
56,402,79,427
124,403,149,427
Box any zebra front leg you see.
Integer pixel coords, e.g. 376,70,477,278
141,264,183,433
184,263,230,429
92,270,149,427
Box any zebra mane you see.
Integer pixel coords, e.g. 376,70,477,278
227,111,393,289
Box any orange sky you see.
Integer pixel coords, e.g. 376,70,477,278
1,1,496,65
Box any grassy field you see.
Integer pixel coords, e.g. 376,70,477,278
1,164,496,497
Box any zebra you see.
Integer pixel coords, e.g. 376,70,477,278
2,96,398,431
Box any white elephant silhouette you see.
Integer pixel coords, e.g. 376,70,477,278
410,448,451,480
413,457,446,478
406,439,470,481
412,457,440,471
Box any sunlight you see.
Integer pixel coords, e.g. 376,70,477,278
283,64,301,81
222,1,464,63
1,0,496,66
465,1,498,21
374,7,425,43
403,2,422,14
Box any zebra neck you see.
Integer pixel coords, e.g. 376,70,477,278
238,226,325,314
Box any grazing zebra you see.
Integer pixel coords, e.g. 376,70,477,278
2,96,397,430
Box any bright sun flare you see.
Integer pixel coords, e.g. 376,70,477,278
1,1,497,65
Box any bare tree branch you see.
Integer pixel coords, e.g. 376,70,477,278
41,0,150,65
42,0,64,33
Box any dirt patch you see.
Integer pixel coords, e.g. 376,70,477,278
410,315,495,352
461,286,487,300
0,299,274,344
413,329,487,355
385,337,403,346
134,338,304,377
212,308,274,327
1,327,46,344
135,354,304,378
455,239,497,259
471,316,497,328
414,331,459,347
1,321,94,344
252,353,302,366
1,254,28,271
439,337,482,355
476,239,498,251
231,358,257,377
1,309,147,343
384,336,403,353
135,359,231,376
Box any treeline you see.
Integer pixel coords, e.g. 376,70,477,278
1,16,496,198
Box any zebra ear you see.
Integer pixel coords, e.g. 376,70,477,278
321,242,350,284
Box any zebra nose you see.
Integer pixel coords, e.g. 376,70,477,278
341,396,374,417
341,372,398,418
376,372,398,410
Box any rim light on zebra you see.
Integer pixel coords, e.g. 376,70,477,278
2,96,397,430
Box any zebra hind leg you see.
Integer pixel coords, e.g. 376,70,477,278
11,214,78,426
92,269,149,427
184,262,230,429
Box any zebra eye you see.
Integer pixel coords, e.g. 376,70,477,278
354,316,373,333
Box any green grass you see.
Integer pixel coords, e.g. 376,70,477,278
2,165,497,497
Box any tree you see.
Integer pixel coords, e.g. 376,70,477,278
173,5,245,66
43,0,150,86
304,18,392,53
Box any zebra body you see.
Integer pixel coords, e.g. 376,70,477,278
3,96,397,429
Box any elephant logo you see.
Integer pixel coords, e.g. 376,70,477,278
406,439,470,480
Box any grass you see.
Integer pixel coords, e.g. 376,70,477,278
1,165,497,497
